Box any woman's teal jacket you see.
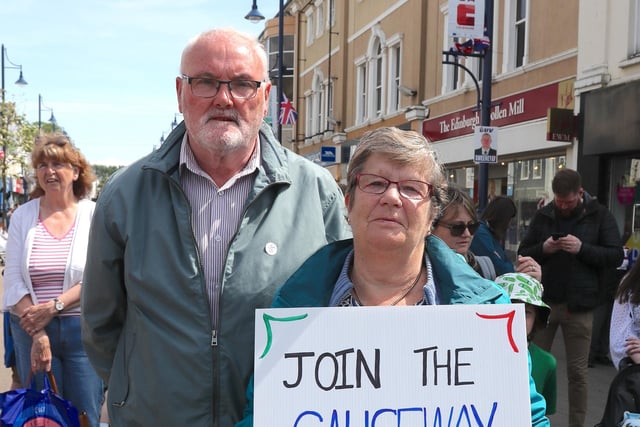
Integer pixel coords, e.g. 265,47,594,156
237,235,550,426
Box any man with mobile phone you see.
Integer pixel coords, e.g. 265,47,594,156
518,169,624,427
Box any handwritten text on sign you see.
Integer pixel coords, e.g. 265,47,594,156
254,304,531,426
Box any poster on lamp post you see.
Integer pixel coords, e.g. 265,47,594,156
253,304,531,426
473,125,499,164
449,0,486,39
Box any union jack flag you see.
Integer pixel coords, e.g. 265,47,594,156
279,93,297,125
452,36,491,54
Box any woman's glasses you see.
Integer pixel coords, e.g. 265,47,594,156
437,221,480,237
355,173,433,200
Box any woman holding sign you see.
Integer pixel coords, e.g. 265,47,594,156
236,127,549,426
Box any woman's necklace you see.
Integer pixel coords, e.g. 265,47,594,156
351,265,424,306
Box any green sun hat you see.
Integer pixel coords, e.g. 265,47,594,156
494,272,551,326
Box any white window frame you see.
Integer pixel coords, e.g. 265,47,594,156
312,71,325,136
304,91,313,138
441,5,463,94
327,0,336,29
388,42,402,113
520,160,530,180
355,58,367,124
630,0,640,57
326,82,335,131
532,159,542,179
372,39,384,118
365,27,387,121
315,0,324,38
306,8,315,46
502,0,530,72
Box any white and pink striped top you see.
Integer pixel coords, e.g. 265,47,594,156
28,218,79,316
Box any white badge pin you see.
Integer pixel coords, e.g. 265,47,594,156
265,242,278,256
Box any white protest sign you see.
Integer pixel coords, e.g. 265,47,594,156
254,304,531,426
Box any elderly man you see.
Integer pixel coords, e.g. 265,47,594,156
81,28,349,426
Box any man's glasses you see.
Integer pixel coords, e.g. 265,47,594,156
356,173,433,200
437,221,480,237
181,75,264,100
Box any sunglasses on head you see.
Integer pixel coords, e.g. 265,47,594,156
437,221,480,237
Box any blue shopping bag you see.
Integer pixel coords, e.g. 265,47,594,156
0,371,80,427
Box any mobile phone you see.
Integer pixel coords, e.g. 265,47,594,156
551,232,567,240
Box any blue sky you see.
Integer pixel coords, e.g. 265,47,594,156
1,0,278,166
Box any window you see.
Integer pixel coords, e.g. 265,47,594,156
442,9,462,93
315,0,324,37
388,44,401,112
356,29,394,124
532,159,542,179
520,160,530,180
312,73,325,136
503,0,529,72
372,40,384,118
515,0,527,67
305,94,313,138
442,10,454,93
306,9,315,45
630,0,640,57
356,61,367,124
328,0,336,28
327,83,335,131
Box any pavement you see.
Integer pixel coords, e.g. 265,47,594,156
547,332,617,427
0,272,618,426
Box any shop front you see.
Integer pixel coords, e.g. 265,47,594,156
581,80,640,265
422,79,576,261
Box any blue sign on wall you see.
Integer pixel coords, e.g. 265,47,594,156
320,146,337,163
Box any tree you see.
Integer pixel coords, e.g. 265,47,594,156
92,164,123,197
0,100,36,227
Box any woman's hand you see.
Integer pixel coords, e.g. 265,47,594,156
625,337,640,365
515,255,542,281
20,301,55,336
31,330,52,372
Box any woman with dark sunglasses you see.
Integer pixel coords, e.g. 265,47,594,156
431,186,497,279
432,187,541,281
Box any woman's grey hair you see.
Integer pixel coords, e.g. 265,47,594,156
345,127,447,215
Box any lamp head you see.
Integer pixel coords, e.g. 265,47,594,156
15,69,28,86
245,1,265,22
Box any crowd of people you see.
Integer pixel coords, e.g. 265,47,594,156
0,25,634,427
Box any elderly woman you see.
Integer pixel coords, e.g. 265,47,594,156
433,186,542,281
3,135,103,426
236,127,549,426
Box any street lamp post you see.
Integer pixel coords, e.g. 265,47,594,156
245,0,285,143
38,94,57,133
476,0,494,213
1,44,28,230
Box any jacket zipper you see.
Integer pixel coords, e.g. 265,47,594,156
149,167,216,346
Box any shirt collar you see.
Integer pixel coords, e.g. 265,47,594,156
179,133,261,189
329,249,439,306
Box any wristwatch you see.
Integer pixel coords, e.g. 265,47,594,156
53,298,64,314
